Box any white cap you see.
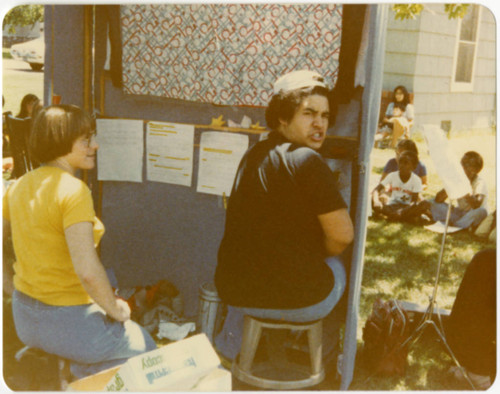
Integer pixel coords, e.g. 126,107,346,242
273,70,327,95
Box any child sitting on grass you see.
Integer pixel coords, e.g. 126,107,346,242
379,138,428,189
430,151,488,230
372,150,431,223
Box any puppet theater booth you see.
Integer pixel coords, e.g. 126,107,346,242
43,3,388,390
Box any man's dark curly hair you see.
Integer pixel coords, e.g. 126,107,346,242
265,86,332,131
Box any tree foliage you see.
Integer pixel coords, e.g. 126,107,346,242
392,4,470,20
443,4,470,19
392,4,424,20
3,5,44,33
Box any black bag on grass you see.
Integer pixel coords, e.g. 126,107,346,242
362,298,411,376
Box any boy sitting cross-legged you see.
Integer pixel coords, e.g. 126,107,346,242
372,150,432,224
430,151,488,231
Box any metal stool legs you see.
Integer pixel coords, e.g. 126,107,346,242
232,316,325,389
238,315,263,372
307,318,323,376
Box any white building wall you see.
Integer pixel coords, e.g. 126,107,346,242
383,4,495,134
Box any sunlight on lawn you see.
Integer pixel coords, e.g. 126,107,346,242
357,131,496,390
407,236,436,251
369,253,395,264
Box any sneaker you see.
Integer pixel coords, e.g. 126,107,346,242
448,366,492,390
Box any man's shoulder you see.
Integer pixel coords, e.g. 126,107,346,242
252,133,325,171
282,141,321,159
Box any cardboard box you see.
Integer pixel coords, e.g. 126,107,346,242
67,334,231,391
189,367,232,392
67,367,120,391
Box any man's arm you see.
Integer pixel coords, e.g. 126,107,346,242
318,208,354,257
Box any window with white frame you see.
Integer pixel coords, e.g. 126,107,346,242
451,5,481,91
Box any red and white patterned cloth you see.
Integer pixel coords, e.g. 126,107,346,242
121,4,342,106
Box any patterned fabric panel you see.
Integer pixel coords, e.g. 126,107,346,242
121,4,342,107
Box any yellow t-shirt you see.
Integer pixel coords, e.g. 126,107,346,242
3,166,104,306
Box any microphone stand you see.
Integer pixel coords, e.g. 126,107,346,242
398,200,476,390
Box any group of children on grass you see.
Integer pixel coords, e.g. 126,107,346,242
371,138,492,236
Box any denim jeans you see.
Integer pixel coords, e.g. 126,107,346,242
431,201,487,229
12,290,157,379
214,257,346,360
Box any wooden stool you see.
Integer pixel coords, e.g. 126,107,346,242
232,315,324,389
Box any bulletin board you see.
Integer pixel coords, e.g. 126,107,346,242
95,115,357,318
96,117,264,317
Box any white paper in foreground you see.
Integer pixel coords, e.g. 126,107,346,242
96,119,144,182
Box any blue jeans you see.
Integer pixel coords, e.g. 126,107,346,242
431,201,487,229
12,290,157,379
215,257,346,360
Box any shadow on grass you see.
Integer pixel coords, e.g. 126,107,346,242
351,217,494,390
351,325,477,390
361,218,490,308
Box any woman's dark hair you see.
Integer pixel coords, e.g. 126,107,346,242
16,93,39,118
392,85,411,108
29,105,95,164
265,85,332,131
461,151,484,172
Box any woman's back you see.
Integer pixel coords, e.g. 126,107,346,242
3,166,103,306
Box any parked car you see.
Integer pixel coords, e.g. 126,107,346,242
10,35,45,71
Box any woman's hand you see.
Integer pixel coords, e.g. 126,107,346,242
109,298,131,322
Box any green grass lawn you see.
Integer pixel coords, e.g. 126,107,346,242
350,132,496,390
3,48,13,59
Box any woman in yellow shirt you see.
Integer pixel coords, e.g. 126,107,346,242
3,105,156,379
